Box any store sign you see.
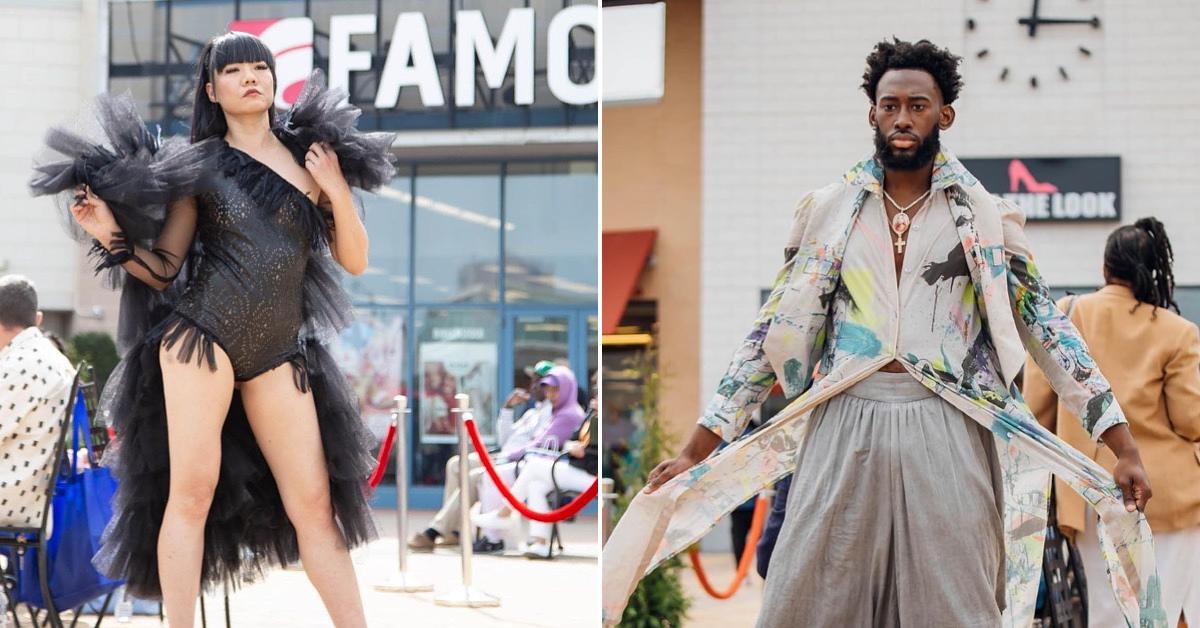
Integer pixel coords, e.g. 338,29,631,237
960,156,1121,222
231,6,597,110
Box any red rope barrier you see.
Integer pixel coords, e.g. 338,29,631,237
367,421,397,489
464,416,597,523
686,495,770,599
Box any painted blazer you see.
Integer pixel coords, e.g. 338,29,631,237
600,148,1165,628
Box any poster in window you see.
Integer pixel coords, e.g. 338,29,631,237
419,341,498,444
329,310,406,442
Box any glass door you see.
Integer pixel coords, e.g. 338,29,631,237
505,309,596,404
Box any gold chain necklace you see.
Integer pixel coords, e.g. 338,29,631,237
882,188,932,254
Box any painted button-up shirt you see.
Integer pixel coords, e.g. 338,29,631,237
828,187,1003,396
0,327,75,527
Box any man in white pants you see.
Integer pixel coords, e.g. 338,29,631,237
407,360,554,550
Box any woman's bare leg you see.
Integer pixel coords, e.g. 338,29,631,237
239,362,367,628
157,338,235,628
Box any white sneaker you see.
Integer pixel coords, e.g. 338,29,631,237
523,540,552,559
471,506,517,530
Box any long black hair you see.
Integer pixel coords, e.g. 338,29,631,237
190,32,278,144
1103,217,1179,315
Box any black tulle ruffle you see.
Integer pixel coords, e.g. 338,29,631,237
92,316,377,599
275,70,397,192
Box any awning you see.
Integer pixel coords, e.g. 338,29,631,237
602,229,657,334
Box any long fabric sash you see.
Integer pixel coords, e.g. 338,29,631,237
602,365,1165,627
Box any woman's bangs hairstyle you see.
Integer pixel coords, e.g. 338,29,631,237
190,32,278,143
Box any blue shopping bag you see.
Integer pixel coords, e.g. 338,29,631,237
10,390,123,610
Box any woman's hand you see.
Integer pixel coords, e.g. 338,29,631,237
70,184,119,244
566,441,585,458
304,142,351,203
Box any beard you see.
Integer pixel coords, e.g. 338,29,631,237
874,125,940,171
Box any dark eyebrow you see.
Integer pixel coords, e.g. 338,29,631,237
879,94,933,102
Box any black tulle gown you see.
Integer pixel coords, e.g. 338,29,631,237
29,72,396,598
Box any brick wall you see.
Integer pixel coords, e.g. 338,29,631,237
699,0,1200,406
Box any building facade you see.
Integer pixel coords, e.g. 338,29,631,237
4,0,598,509
603,0,1200,447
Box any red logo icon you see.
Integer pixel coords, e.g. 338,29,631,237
229,18,315,109
1008,159,1058,193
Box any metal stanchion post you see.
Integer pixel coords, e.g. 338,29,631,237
375,395,432,592
434,394,500,607
600,477,616,545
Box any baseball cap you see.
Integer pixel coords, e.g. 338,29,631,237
523,359,555,378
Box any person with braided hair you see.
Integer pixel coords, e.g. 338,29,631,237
1025,217,1200,626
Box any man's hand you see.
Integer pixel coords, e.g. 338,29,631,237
644,454,699,494
503,388,530,409
1101,422,1152,512
1113,452,1152,513
643,426,724,494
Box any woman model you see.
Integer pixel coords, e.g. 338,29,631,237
1025,218,1200,626
31,32,394,627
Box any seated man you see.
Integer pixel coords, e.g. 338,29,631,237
0,275,75,527
407,360,555,550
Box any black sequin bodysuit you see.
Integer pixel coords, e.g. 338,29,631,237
170,147,314,381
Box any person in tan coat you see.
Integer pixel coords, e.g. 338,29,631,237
1024,217,1200,626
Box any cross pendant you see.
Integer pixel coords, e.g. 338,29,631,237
894,236,906,255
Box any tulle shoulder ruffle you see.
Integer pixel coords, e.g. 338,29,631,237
29,91,219,254
274,69,397,192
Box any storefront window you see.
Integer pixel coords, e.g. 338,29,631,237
510,314,570,393
413,164,502,303
343,167,413,306
329,307,407,444
412,308,499,487
504,161,598,304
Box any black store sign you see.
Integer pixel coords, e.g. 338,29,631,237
960,157,1121,222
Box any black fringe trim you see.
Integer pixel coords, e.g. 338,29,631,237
160,315,219,372
217,142,330,252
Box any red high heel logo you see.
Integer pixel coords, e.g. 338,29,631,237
1008,159,1058,193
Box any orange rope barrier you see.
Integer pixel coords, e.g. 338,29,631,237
687,495,770,599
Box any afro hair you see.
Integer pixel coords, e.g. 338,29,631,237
861,38,963,105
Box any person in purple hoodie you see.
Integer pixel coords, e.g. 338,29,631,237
471,365,585,554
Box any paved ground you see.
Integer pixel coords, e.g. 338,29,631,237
41,508,598,628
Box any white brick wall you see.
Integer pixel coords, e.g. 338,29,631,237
700,0,1200,405
0,1,100,316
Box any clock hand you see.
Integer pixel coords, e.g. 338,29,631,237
1018,16,1101,30
1019,0,1101,36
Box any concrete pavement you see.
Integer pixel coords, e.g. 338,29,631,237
55,508,598,628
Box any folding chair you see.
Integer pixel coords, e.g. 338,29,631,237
0,363,117,628
546,414,594,558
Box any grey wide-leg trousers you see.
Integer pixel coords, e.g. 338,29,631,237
756,371,1006,628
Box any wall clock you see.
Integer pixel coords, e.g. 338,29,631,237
966,0,1102,89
